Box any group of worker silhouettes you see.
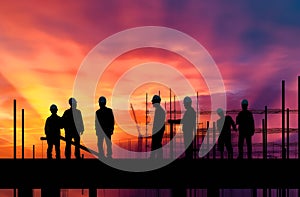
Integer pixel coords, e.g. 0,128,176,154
148,95,255,160
216,99,255,159
44,95,255,160
44,96,114,159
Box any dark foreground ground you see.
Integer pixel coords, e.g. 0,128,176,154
1,158,300,189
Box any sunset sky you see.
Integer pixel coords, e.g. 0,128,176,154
0,0,300,161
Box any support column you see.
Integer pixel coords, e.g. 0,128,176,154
89,187,97,197
264,106,268,159
14,99,16,159
41,187,60,197
282,80,286,159
169,88,173,159
206,121,210,159
212,122,216,159
172,188,186,197
298,76,300,159
262,119,266,159
287,108,290,159
18,188,33,197
22,109,25,159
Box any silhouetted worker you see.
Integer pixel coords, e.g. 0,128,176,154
95,96,115,159
236,99,255,159
181,96,196,160
150,95,166,159
44,104,63,159
62,97,84,159
216,108,237,159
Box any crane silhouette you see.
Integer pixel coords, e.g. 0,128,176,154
130,103,144,152
130,103,142,138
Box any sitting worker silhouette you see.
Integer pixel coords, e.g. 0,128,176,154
44,104,63,159
216,108,237,159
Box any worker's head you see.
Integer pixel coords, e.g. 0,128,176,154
68,97,77,108
98,96,106,107
183,96,192,109
50,104,58,114
241,99,248,110
151,95,161,105
216,108,224,117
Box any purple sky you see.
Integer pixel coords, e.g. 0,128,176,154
0,0,299,156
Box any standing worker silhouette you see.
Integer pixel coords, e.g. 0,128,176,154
181,96,196,160
150,95,166,159
236,99,255,159
95,96,115,159
44,104,63,159
62,97,84,159
216,108,237,159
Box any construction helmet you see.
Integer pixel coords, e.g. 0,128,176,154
241,99,248,105
69,97,77,105
50,104,58,111
216,108,224,115
99,96,106,105
183,96,192,104
151,95,161,104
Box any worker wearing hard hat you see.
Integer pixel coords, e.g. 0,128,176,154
62,97,85,159
95,96,115,159
44,104,63,159
150,95,166,159
181,96,196,159
236,99,255,159
216,108,237,159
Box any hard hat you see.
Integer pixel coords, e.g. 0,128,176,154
216,108,223,115
99,96,106,104
241,99,248,105
69,97,77,105
183,96,192,104
50,104,58,111
151,95,161,103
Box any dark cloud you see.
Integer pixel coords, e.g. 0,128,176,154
241,28,273,54
163,0,189,12
245,0,300,27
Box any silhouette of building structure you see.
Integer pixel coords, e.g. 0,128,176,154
2,76,300,197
